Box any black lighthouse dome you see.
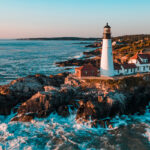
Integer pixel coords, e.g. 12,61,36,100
103,23,111,39
104,23,111,28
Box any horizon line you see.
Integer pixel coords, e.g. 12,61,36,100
0,34,150,40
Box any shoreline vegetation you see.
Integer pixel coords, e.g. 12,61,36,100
56,34,150,68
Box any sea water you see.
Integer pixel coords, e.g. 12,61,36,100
0,40,150,149
0,40,88,85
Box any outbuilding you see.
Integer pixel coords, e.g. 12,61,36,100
75,63,99,77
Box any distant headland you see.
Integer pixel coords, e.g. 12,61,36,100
17,37,101,41
16,34,150,41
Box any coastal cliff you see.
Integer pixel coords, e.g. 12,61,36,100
65,73,150,127
0,72,150,127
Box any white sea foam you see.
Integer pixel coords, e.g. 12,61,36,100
0,108,150,149
143,126,150,142
73,53,84,59
0,103,150,149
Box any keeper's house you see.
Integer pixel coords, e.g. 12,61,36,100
114,53,150,76
128,53,150,73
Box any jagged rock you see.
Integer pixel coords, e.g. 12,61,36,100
55,57,99,68
11,113,35,122
1,71,150,127
56,105,70,117
65,74,83,87
76,88,150,127
0,73,69,115
44,86,59,92
11,85,79,121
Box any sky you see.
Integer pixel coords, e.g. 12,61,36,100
0,0,150,39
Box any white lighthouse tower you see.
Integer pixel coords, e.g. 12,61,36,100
100,23,114,77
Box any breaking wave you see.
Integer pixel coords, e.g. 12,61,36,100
0,104,150,149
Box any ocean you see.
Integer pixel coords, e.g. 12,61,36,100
0,40,150,150
0,40,87,85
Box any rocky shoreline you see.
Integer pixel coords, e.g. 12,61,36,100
0,70,150,128
1,38,150,128
55,48,101,68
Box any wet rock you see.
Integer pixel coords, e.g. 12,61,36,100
11,113,35,122
1,69,150,126
55,57,99,68
56,105,70,117
85,42,102,48
11,85,79,121
0,73,69,115
44,86,59,92
76,88,150,127
83,48,101,56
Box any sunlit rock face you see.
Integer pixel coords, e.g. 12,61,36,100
0,70,150,127
76,86,150,127
76,92,127,127
11,84,79,122
0,73,69,115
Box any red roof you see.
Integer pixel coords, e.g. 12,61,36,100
130,53,150,64
122,63,137,69
130,53,138,59
138,54,150,64
138,54,150,59
75,66,84,70
75,63,98,71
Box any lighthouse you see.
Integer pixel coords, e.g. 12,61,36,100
100,23,114,77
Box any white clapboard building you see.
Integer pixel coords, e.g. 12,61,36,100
113,53,150,76
128,53,150,73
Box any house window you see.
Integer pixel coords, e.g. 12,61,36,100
149,66,150,70
118,70,119,74
137,67,139,71
143,66,145,71
127,69,128,73
143,59,148,63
